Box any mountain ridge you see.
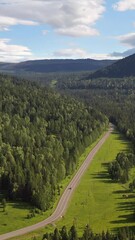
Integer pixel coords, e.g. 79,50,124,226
0,58,116,73
89,53,135,78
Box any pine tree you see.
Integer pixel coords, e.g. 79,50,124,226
69,225,78,240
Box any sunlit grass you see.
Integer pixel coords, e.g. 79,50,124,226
55,130,134,234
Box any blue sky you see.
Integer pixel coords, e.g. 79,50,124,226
0,0,135,62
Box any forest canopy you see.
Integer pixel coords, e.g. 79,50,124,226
56,75,135,145
0,74,108,210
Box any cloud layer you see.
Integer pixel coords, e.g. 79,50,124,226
113,0,135,11
52,48,89,59
0,0,105,36
0,38,33,62
0,16,38,31
115,32,135,47
51,47,120,60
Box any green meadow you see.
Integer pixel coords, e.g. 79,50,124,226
1,129,135,240
56,129,134,234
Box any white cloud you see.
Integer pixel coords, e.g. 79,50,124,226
0,0,105,36
56,25,99,37
89,53,120,60
0,16,38,31
52,48,89,58
115,32,135,47
113,0,135,11
51,47,120,60
0,38,33,62
0,41,123,62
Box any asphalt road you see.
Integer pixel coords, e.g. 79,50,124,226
0,126,113,240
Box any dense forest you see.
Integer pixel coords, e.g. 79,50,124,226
8,70,135,145
0,74,108,210
55,76,135,145
88,53,135,79
35,54,133,147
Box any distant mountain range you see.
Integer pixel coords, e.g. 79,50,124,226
0,59,116,73
89,53,135,78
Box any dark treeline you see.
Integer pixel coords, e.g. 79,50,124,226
57,77,135,90
0,74,108,210
41,224,135,240
11,71,90,87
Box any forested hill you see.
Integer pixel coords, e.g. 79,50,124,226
88,53,135,78
0,59,116,73
0,74,108,210
59,76,135,144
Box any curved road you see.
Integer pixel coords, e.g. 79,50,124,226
0,126,113,240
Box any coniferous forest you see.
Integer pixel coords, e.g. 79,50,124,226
56,76,135,145
42,224,135,240
0,74,108,210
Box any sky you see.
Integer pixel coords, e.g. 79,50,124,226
0,0,135,62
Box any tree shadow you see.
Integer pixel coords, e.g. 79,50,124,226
91,171,112,183
91,162,112,183
11,202,32,210
110,190,135,229
113,189,129,194
113,188,131,200
117,201,135,212
110,212,135,225
111,131,132,150
102,162,109,167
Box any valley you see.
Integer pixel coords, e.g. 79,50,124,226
7,128,135,240
1,2,135,240
1,53,135,239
